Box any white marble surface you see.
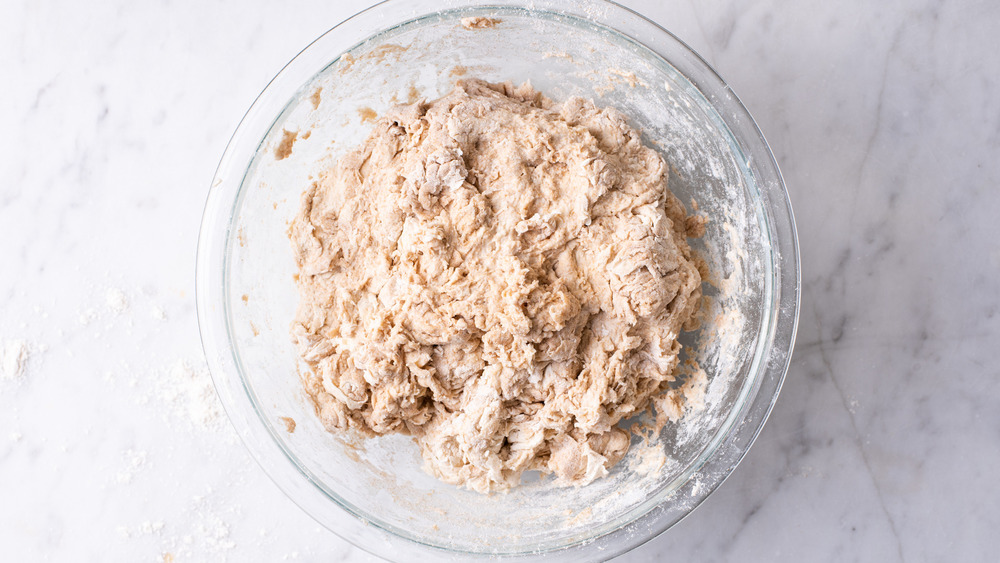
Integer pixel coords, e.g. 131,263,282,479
2,0,999,560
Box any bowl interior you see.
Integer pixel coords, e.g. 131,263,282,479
222,5,771,556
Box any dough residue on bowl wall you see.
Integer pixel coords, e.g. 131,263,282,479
274,129,297,160
461,16,501,30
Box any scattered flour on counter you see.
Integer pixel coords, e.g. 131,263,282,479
103,355,234,438
106,287,130,315
156,360,225,432
78,308,97,326
196,514,238,557
137,489,240,562
1,339,30,381
117,520,166,539
115,449,149,485
173,501,238,559
56,278,250,561
141,521,166,535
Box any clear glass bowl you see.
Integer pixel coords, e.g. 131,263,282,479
196,1,800,560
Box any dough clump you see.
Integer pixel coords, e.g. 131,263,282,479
290,79,702,492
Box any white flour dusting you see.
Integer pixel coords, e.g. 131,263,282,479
116,520,165,540
44,277,247,561
115,449,149,485
630,441,667,476
145,490,240,562
106,287,130,315
78,308,97,326
155,360,225,432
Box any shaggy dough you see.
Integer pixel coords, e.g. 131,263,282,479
290,79,703,492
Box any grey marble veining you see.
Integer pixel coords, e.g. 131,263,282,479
1,0,998,561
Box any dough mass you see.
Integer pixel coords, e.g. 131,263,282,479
290,79,703,492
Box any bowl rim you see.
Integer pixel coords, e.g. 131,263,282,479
196,0,801,560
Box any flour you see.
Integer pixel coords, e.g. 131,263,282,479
106,287,129,315
155,489,239,561
115,449,149,485
117,520,165,539
156,360,224,432
630,441,667,476
78,308,97,326
46,278,245,561
117,497,238,562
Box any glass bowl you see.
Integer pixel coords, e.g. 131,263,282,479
196,0,800,560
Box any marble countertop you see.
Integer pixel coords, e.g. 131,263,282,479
3,0,998,560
